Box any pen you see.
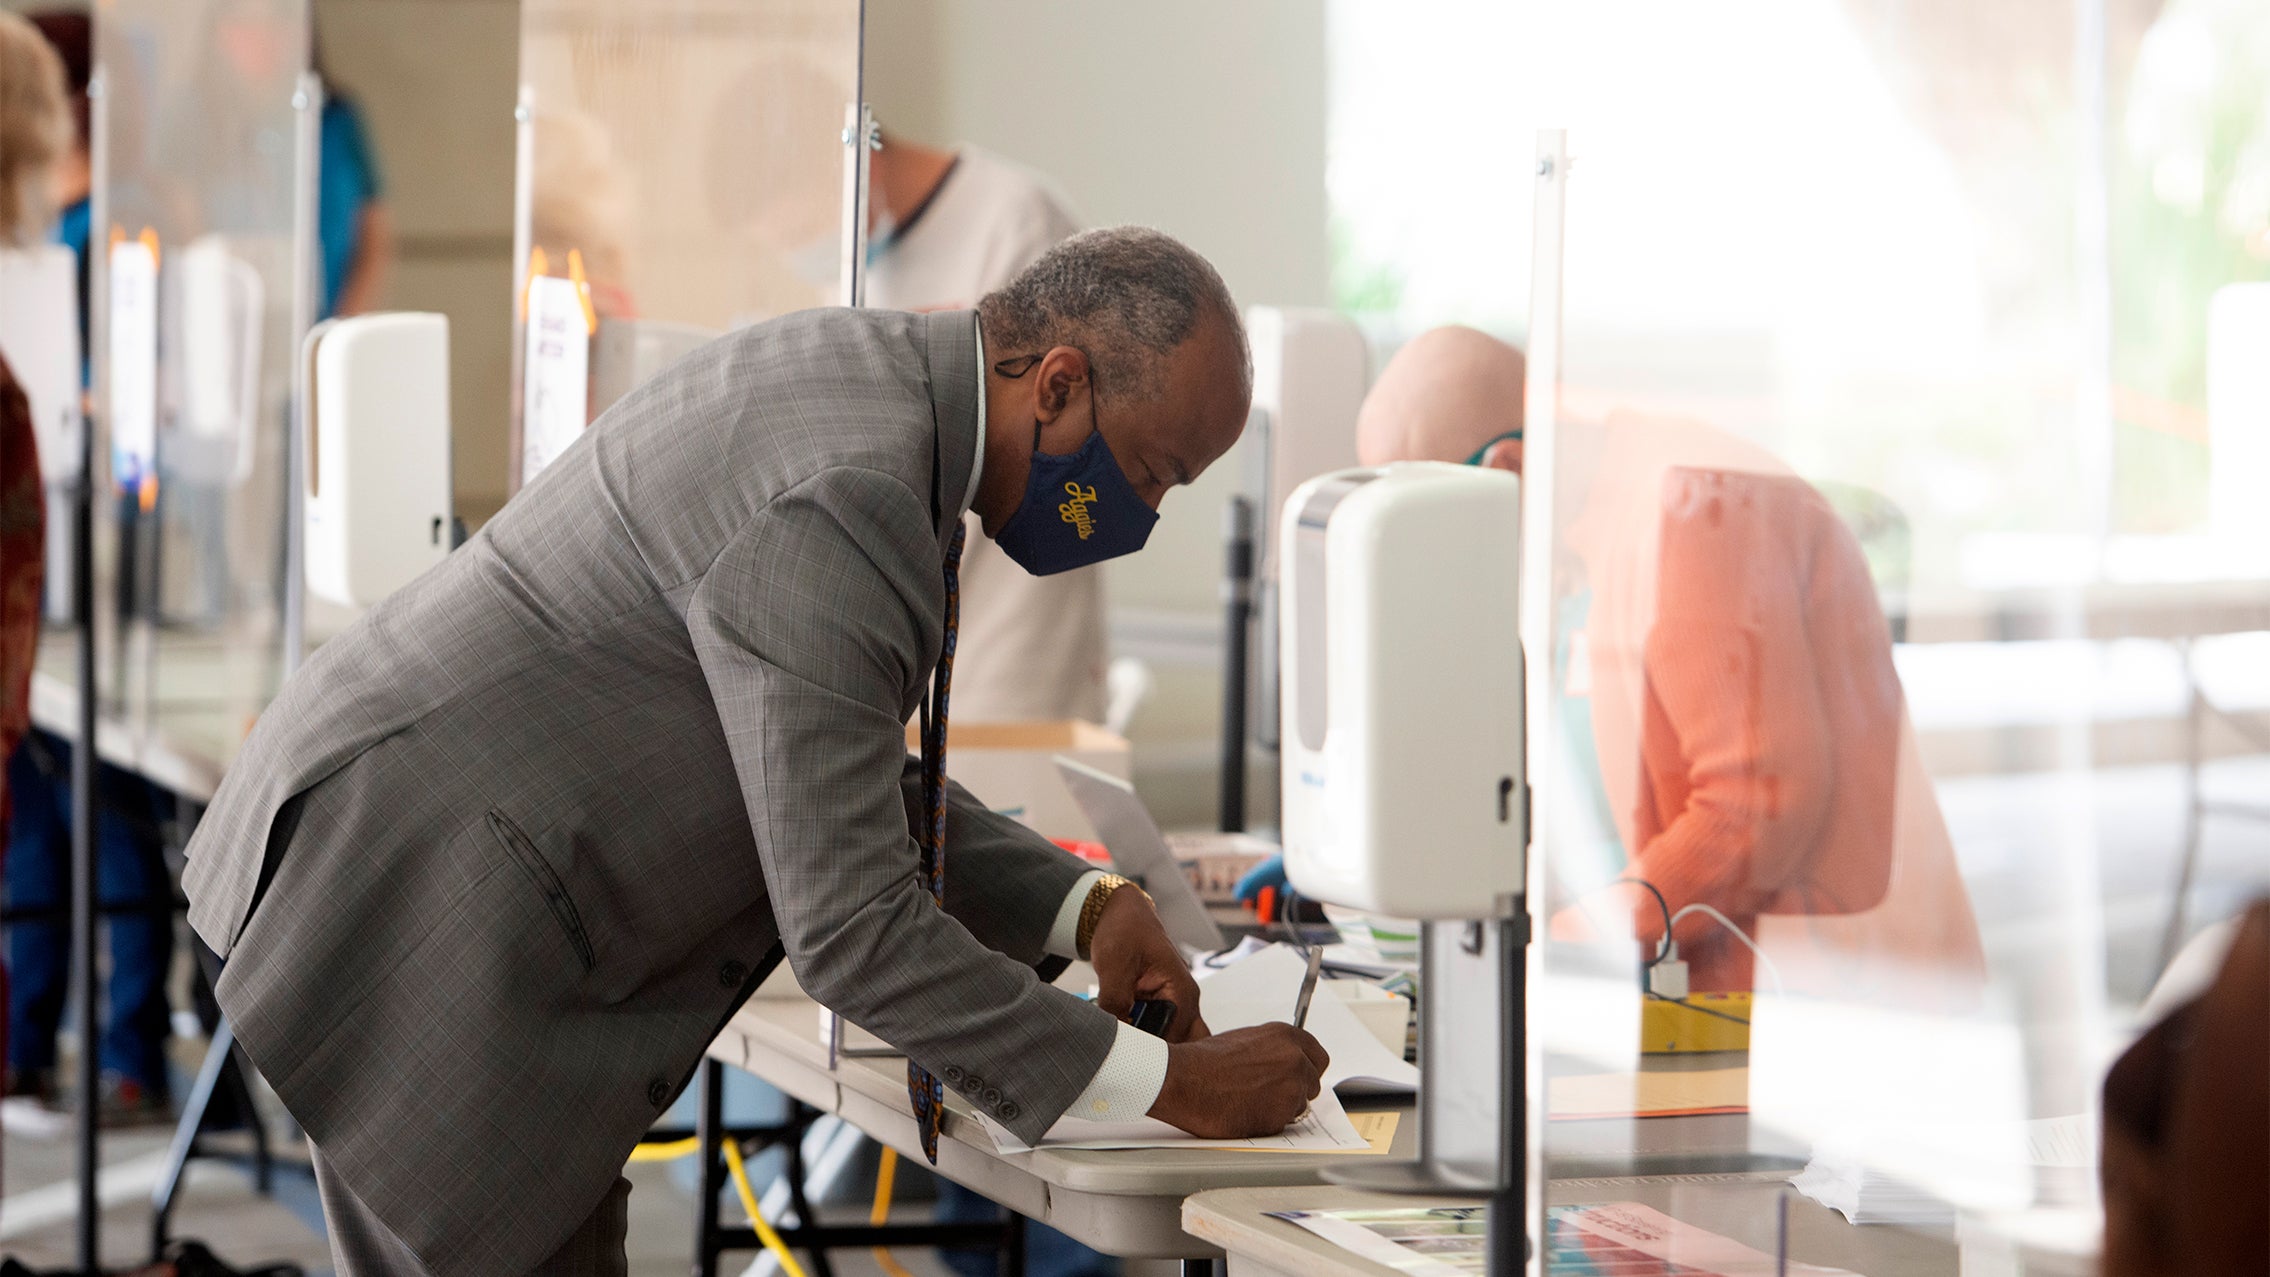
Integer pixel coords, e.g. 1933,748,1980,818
1292,944,1323,1030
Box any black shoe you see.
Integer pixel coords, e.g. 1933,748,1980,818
3,1066,57,1104
96,1070,175,1128
160,1240,307,1277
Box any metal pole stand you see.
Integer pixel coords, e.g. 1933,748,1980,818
151,942,290,1260
1324,910,1532,1276
1218,497,1256,833
69,423,100,1275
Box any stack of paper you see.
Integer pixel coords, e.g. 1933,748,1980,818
1788,1156,1955,1227
979,1088,1381,1154
1789,1112,2097,1227
1194,943,1420,1095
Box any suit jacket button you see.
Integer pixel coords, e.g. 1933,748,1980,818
981,1087,1002,1107
1000,1102,1020,1121
647,1078,670,1108
962,1074,984,1095
944,1067,964,1084
719,959,749,989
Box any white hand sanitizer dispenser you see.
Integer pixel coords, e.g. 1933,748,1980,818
304,313,454,609
1278,462,1531,1254
1279,462,1526,917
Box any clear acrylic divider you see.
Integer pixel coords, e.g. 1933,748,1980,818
1330,2,2270,1270
510,0,863,490
92,0,313,768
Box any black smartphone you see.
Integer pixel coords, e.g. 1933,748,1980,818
1126,998,1177,1038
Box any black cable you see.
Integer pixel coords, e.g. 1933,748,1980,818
1616,877,1674,962
1644,991,1752,1027
1568,875,1674,969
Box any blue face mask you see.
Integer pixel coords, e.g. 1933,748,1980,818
990,373,1160,576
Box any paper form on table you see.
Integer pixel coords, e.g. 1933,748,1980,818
1195,943,1419,1095
978,1081,1374,1153
1237,1108,1399,1156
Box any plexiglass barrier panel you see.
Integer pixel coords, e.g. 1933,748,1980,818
512,0,861,487
1329,0,2270,1269
90,0,310,761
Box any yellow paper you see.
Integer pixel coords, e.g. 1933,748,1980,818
1550,1068,1749,1120
1236,1108,1401,1155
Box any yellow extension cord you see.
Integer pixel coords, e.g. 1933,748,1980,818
629,1134,924,1277
869,1147,916,1277
628,1136,809,1277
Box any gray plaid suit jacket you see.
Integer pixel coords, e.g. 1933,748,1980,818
181,308,1119,1275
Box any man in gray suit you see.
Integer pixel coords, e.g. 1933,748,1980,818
183,227,1326,1275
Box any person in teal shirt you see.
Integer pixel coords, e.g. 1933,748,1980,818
316,85,391,318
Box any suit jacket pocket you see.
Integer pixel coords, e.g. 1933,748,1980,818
486,809,597,973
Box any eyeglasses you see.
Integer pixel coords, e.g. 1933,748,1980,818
1463,430,1524,467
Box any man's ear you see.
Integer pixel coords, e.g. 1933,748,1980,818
1034,345,1091,423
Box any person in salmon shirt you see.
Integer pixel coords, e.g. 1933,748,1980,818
1354,325,1984,1004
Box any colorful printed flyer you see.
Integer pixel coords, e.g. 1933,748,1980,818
1269,1201,1860,1277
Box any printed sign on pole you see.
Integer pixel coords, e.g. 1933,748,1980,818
109,231,160,497
521,252,595,482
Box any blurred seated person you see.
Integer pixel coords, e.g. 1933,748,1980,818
1351,326,1983,1000
529,107,637,324
866,130,1106,725
25,10,87,378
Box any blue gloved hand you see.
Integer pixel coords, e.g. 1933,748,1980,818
1233,854,1287,903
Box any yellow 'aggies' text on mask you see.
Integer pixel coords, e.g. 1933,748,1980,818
1057,482,1099,540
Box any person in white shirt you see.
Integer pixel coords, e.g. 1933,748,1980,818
864,135,1120,1277
867,133,1110,725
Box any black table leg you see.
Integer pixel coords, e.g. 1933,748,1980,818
782,1105,836,1277
1000,1208,1026,1277
695,1059,725,1277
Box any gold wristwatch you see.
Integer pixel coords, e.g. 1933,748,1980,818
1076,873,1149,959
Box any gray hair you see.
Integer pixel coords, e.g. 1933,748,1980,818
978,226,1250,405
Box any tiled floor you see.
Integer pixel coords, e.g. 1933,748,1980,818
0,1097,968,1277
0,1120,331,1273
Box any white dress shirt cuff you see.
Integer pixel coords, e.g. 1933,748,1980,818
1048,870,1172,1120
1068,1021,1171,1122
1047,869,1106,959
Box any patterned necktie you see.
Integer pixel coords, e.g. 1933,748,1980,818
907,522,967,1164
